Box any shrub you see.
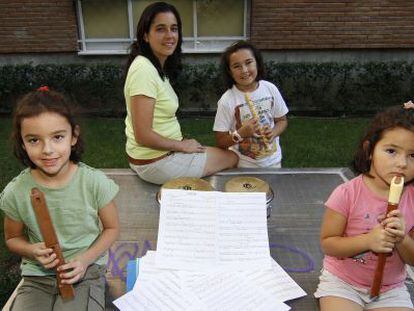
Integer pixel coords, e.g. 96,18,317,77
266,61,414,115
0,64,125,116
1,62,413,116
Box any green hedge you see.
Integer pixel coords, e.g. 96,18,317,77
1,61,413,116
0,64,125,116
267,61,414,115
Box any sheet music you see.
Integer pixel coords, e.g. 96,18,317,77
114,279,193,311
113,291,144,311
157,190,270,270
217,192,270,268
136,250,170,281
114,257,297,311
243,258,307,302
182,270,290,311
130,251,204,310
114,190,307,310
157,190,217,269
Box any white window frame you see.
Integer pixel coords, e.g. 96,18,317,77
76,0,249,55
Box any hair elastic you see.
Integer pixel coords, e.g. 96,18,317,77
403,100,414,110
37,86,50,92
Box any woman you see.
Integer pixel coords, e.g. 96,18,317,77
124,1,237,185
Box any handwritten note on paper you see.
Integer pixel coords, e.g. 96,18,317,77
156,190,271,270
243,258,307,302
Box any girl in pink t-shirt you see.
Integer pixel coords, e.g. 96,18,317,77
315,102,414,310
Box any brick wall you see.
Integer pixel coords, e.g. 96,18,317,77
0,0,78,53
251,0,414,49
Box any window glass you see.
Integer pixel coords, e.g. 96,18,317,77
132,0,193,37
82,0,129,38
77,0,247,54
197,0,244,36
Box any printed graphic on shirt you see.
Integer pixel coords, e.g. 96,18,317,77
352,251,368,264
351,210,397,265
235,96,277,160
352,250,396,266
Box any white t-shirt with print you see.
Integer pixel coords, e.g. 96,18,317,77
213,80,289,167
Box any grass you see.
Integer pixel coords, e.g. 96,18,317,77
0,116,369,306
281,117,369,167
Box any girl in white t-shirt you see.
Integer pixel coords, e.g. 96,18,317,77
213,40,289,168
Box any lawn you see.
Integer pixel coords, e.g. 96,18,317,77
0,116,369,306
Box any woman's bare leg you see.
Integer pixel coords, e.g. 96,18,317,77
202,147,238,176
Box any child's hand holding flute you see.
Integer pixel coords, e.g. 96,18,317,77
370,176,404,298
244,93,271,150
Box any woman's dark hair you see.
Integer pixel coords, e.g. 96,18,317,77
221,40,265,89
353,105,414,175
11,88,84,168
125,1,183,81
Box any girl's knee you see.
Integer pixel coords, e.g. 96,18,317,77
204,150,237,176
226,150,238,165
216,148,238,166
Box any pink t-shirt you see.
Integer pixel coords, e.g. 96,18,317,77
323,174,414,292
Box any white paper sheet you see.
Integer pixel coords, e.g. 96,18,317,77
156,190,270,270
114,190,306,310
217,192,270,267
181,270,290,311
156,190,217,269
114,258,297,311
243,258,307,302
114,279,191,311
129,251,204,310
113,291,143,310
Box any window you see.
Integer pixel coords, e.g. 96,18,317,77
76,0,249,54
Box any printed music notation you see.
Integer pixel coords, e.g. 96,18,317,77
114,190,306,311
157,190,270,270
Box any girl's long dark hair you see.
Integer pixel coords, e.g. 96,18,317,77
353,105,414,175
221,40,265,89
12,88,84,168
125,1,183,81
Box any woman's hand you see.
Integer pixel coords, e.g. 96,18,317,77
31,242,59,269
58,257,88,284
178,139,206,153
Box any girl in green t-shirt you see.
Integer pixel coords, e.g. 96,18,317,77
1,87,120,310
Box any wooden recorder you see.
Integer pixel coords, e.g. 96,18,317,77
244,93,271,151
370,176,404,298
30,188,75,299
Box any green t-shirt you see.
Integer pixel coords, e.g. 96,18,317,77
124,55,183,159
0,163,119,276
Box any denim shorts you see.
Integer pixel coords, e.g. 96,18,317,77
314,268,413,309
130,151,207,185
